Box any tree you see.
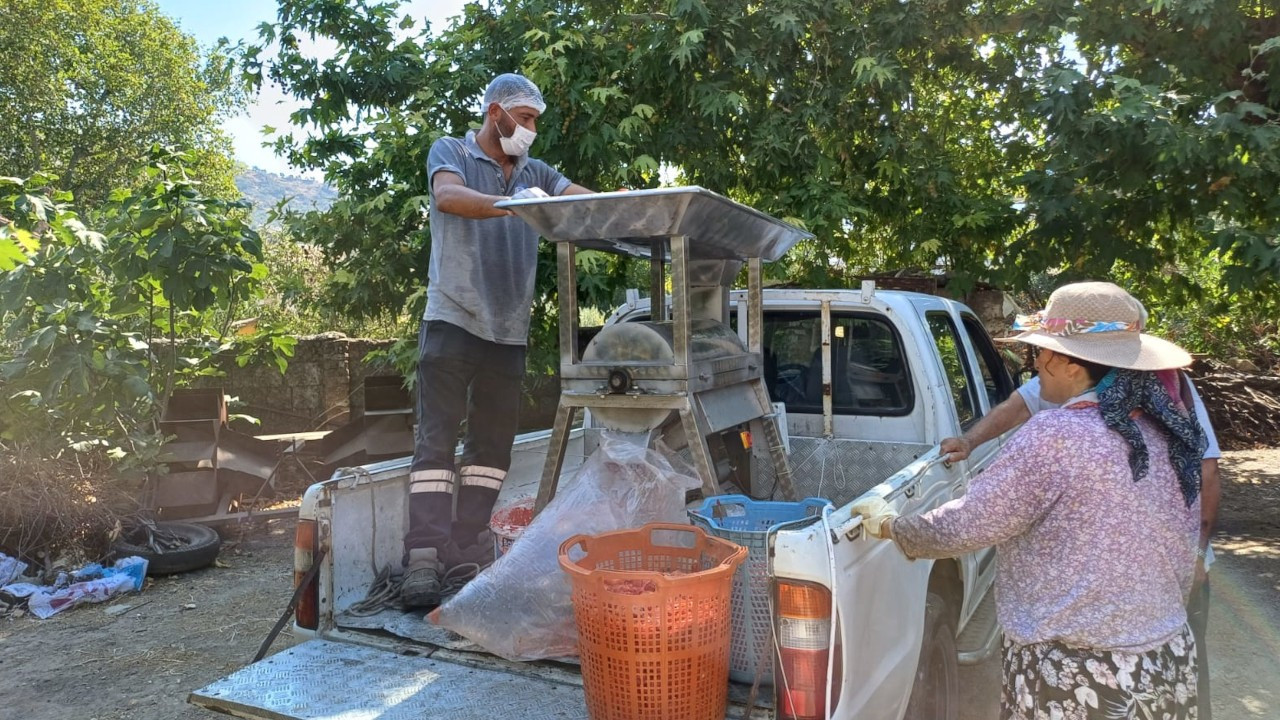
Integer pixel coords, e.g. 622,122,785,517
245,0,1279,352
0,147,281,467
0,0,245,208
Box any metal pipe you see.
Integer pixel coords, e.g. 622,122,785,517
821,299,833,438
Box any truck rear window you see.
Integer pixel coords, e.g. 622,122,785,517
763,312,913,416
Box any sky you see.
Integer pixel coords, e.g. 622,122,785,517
153,0,472,178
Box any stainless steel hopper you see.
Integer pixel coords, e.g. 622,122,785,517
497,187,811,508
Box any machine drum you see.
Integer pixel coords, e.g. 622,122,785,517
580,320,746,433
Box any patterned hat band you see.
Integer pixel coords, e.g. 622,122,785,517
1012,312,1141,337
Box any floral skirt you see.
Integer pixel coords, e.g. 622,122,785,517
1001,625,1198,719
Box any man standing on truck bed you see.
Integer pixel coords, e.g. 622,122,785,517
402,73,592,608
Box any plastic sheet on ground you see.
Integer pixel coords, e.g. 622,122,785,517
1,556,148,619
0,552,27,586
431,433,700,661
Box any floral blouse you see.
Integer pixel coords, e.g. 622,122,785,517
893,400,1200,652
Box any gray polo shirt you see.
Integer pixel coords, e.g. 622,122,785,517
425,131,571,344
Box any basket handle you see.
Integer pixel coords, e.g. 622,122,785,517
646,523,748,571
557,523,748,580
643,522,704,547
696,494,750,522
558,533,593,577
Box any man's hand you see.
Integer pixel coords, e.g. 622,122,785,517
940,436,974,463
510,186,549,201
938,392,1033,464
850,497,900,539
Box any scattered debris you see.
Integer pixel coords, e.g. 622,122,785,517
1191,360,1280,450
2,556,148,619
0,447,143,571
0,552,27,585
112,521,223,575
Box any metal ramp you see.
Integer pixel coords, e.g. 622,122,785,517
189,639,590,720
190,637,774,719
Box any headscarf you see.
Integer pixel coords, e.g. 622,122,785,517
1095,369,1207,506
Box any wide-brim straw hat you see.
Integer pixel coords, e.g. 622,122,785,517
997,281,1192,371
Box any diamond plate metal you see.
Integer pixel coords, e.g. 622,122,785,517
189,639,590,720
755,437,931,507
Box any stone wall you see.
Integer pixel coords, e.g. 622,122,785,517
198,334,399,435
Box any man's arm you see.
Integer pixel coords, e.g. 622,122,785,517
432,171,513,219
940,391,1032,462
1199,457,1220,552
559,183,594,196
1182,377,1221,560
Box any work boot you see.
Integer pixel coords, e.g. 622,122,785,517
400,547,445,609
446,529,495,573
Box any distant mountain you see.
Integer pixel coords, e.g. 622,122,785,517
234,167,339,227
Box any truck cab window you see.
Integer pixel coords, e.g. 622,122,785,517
960,314,1014,410
926,312,978,429
762,311,913,416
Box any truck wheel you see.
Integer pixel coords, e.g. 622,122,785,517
113,521,222,575
904,592,959,720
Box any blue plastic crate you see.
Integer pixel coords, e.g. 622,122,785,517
690,495,832,685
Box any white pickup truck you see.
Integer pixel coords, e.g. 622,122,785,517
191,284,1016,720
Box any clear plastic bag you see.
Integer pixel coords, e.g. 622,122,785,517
431,433,700,660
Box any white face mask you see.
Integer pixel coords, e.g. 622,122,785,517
497,107,537,156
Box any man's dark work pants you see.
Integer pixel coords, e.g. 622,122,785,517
404,320,524,558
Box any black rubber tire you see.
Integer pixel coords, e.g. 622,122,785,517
904,592,961,720
114,521,222,575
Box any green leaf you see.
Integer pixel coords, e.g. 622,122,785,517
1234,102,1274,121
12,227,40,252
0,236,27,271
586,86,625,104
123,376,152,399
769,11,801,37
272,334,298,356
633,154,660,174
18,193,54,221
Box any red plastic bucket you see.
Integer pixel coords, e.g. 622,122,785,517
488,497,535,559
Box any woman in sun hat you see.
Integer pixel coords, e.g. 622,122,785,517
853,281,1207,719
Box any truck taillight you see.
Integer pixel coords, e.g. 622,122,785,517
293,519,319,630
776,581,842,720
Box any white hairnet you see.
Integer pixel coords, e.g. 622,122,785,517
482,73,546,114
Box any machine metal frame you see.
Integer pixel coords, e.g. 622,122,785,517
498,188,812,510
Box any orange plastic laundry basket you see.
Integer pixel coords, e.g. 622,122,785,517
559,523,748,720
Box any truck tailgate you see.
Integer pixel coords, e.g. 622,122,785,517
189,639,589,720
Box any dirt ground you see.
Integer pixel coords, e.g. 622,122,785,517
2,450,1277,720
